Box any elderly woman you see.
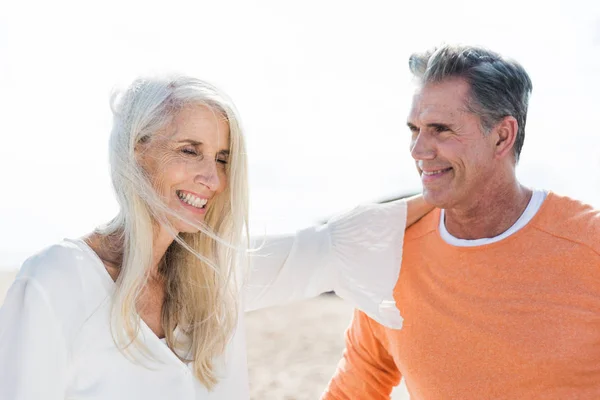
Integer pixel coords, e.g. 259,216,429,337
0,76,431,399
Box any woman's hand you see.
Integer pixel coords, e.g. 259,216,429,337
405,194,435,227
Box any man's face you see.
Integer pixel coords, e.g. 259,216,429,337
407,78,498,209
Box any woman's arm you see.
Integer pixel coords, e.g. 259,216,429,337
244,196,430,322
405,194,435,227
0,278,67,399
244,226,334,312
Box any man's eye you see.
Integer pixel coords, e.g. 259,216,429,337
181,147,198,156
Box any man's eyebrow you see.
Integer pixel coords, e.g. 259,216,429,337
427,122,452,130
407,122,453,129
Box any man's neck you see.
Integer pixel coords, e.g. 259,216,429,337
444,183,532,240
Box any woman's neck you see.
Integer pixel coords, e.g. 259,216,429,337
84,226,175,282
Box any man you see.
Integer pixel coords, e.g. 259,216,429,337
322,45,600,399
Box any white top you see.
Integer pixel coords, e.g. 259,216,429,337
439,189,548,246
0,199,408,400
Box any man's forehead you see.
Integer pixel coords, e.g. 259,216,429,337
408,82,468,123
408,98,462,123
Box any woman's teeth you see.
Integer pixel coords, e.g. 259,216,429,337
177,191,208,208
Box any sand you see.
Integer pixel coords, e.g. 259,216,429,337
246,294,409,399
0,271,408,399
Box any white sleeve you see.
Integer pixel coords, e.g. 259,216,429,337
0,277,68,400
244,199,408,329
326,199,407,329
243,223,335,312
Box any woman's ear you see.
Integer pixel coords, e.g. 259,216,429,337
134,136,150,168
135,135,151,150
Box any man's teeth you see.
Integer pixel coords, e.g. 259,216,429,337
177,191,208,208
423,168,450,176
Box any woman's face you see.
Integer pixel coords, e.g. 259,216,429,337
137,104,230,233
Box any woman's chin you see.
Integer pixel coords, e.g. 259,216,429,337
167,206,207,234
174,219,205,235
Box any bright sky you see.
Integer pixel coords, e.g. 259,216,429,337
1,0,599,269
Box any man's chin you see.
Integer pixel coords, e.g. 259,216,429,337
422,189,452,209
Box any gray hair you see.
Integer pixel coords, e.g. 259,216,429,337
409,45,533,161
99,75,249,388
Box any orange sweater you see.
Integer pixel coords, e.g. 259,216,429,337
324,193,600,400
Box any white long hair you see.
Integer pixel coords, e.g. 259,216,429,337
97,75,249,388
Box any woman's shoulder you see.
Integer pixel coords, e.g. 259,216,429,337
18,239,101,287
13,239,111,324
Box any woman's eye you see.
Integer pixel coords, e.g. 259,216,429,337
217,158,228,165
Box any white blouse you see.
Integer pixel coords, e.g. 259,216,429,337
0,199,407,400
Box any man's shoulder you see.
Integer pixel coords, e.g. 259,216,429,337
533,192,600,255
405,208,440,242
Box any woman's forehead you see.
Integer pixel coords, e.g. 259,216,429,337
165,106,230,144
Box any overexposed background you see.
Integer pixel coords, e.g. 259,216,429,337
1,0,599,268
1,1,599,398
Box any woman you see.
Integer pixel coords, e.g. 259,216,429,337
0,75,432,399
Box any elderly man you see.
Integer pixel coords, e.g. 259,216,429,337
323,45,600,399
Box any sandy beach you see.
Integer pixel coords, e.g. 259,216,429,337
246,294,409,399
0,270,408,399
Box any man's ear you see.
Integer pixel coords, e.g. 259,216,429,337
493,116,518,160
